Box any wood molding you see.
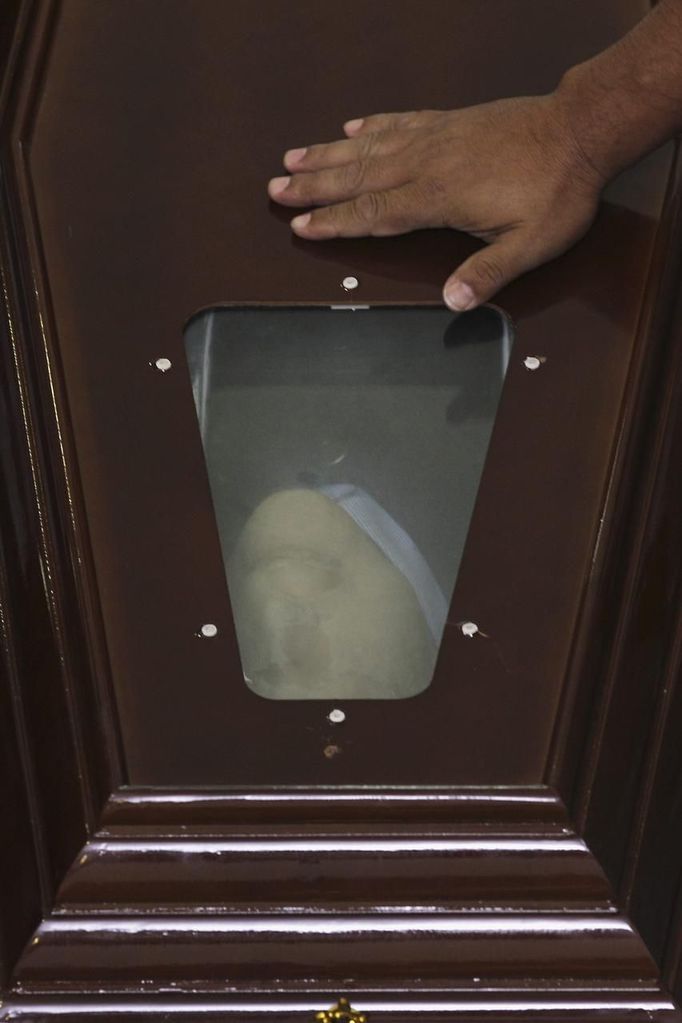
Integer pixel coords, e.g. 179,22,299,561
56,788,605,911
3,992,679,1022
5,787,674,1015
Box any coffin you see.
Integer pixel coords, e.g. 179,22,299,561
1,1,682,1020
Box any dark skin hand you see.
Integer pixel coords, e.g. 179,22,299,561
269,98,602,311
268,0,682,311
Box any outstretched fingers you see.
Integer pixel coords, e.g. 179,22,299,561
283,130,406,173
268,152,411,207
343,110,443,136
290,183,440,239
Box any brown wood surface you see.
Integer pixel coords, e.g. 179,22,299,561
1,1,682,1020
18,0,676,788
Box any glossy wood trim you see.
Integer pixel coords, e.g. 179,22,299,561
605,271,682,1003
55,839,611,911
16,912,657,986
101,786,568,827
0,0,75,982
7,0,125,808
3,991,679,1022
56,789,606,911
546,144,682,804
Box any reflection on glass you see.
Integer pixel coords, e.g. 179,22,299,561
184,306,512,700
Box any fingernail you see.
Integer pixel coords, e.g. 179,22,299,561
444,281,476,311
291,213,311,232
344,118,364,134
285,147,307,167
268,176,291,197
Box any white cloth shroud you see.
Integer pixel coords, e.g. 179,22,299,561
320,484,449,644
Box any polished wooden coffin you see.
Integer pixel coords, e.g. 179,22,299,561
2,1,682,1019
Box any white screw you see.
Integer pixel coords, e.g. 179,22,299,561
154,357,172,372
523,356,542,371
460,621,479,638
328,708,346,724
200,623,218,638
342,275,359,291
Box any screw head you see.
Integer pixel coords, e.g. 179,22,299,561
328,708,346,724
154,357,172,372
523,356,542,371
342,275,359,291
200,623,218,638
460,621,479,638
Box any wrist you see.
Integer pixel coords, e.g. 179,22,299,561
553,59,650,187
554,1,682,186
550,66,615,191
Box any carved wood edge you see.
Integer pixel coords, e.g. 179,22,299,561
56,787,606,911
2,1,682,1019
557,149,682,993
1,787,679,1019
2,993,680,1023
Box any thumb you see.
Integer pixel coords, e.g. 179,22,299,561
443,232,539,311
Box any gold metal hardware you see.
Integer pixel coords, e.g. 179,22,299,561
315,996,367,1022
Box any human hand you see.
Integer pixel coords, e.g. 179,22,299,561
268,95,605,310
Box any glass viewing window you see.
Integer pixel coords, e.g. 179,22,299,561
185,306,513,700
